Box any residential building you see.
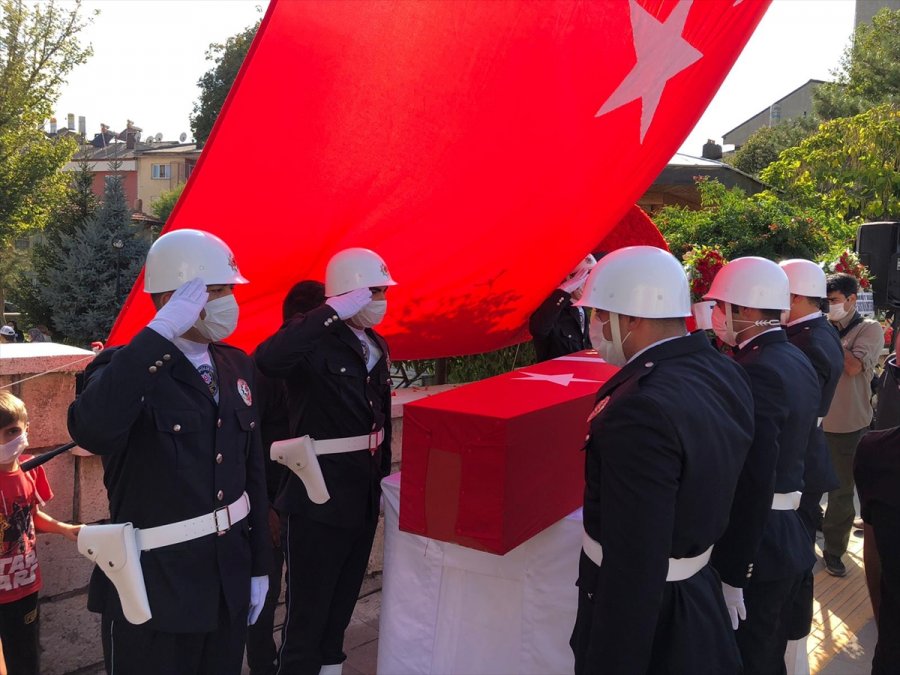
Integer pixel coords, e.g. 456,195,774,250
722,79,824,149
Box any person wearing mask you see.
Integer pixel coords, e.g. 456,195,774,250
704,257,820,675
570,246,754,674
246,280,327,675
255,248,395,675
67,229,271,675
778,259,845,673
821,273,884,578
529,254,596,362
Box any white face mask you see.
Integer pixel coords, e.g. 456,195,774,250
712,303,780,347
354,300,387,328
193,295,239,342
828,302,848,322
0,432,27,464
590,314,630,367
780,309,791,325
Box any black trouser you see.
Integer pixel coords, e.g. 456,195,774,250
737,573,805,675
785,493,822,641
246,538,285,675
276,512,378,675
100,592,246,675
871,503,900,675
0,591,40,675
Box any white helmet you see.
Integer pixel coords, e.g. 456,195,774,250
325,247,397,296
144,229,248,293
704,257,790,310
576,246,691,318
779,259,826,298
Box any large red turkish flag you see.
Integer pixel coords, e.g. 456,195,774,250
108,0,769,360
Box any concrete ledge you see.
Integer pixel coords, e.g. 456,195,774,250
0,343,95,375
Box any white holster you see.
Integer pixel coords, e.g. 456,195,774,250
271,435,330,504
78,523,152,625
271,429,385,505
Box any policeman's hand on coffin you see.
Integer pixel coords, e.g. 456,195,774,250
326,287,373,321
148,277,209,340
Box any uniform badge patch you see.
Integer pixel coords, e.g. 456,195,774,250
237,379,252,406
587,396,610,423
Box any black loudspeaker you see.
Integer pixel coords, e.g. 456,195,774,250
856,221,900,308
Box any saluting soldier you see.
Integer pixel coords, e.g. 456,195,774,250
779,258,844,672
255,248,395,675
529,254,596,362
570,246,754,674
705,257,820,675
67,229,271,675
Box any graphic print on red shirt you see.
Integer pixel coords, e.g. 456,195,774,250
0,460,53,603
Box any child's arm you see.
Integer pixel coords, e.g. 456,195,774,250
33,506,83,542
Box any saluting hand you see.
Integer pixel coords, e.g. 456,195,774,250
558,267,590,295
148,277,209,340
326,287,373,321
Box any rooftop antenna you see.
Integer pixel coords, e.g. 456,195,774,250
179,132,187,142
154,133,163,142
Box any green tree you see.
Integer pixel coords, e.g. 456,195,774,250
14,161,98,329
728,116,818,177
150,183,185,223
190,19,260,147
813,8,900,120
39,175,148,345
761,104,900,223
655,178,846,262
0,0,93,319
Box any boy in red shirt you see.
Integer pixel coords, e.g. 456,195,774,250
0,391,82,675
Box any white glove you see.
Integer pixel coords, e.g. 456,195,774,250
559,267,590,295
148,277,208,340
248,575,269,625
327,288,373,320
721,582,746,630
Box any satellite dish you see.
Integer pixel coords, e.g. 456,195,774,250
154,133,163,142
179,132,187,142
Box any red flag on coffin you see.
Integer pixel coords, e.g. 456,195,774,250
108,0,769,360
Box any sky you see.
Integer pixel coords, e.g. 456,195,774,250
53,0,857,156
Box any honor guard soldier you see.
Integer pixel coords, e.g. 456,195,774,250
779,259,844,672
705,257,820,675
570,246,754,674
67,229,271,675
255,248,395,675
529,254,596,362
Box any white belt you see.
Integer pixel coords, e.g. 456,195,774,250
136,492,250,551
817,417,824,428
771,491,802,511
313,429,385,455
582,531,712,582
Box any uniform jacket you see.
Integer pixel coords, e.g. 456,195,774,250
785,315,843,493
529,289,591,362
578,331,754,673
874,355,900,431
253,303,392,528
712,329,819,587
67,328,270,633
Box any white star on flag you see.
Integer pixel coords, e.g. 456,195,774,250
595,0,703,143
513,371,601,387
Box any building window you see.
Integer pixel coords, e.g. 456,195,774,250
151,164,171,180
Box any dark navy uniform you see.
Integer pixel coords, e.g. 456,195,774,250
67,328,270,675
854,426,900,674
529,289,591,362
711,329,819,674
874,354,900,430
571,331,754,674
254,303,392,675
784,315,844,642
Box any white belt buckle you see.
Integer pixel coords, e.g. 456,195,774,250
368,429,380,455
214,505,233,535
